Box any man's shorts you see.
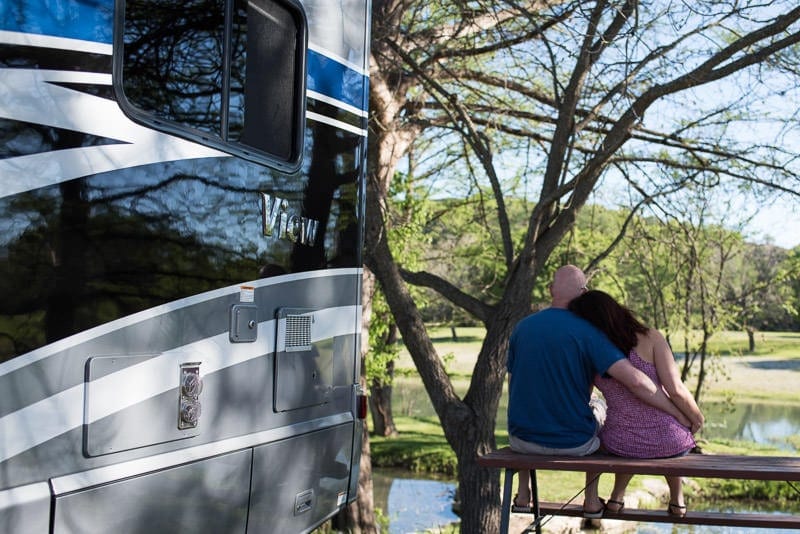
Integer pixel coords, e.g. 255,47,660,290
509,396,607,456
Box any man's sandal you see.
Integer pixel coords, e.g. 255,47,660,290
511,494,533,514
668,502,687,518
605,499,625,514
582,498,605,519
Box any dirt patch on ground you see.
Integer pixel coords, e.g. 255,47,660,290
704,355,800,400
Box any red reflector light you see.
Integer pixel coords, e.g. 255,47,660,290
357,394,368,419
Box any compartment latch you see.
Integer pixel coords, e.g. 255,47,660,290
294,489,314,515
178,362,203,430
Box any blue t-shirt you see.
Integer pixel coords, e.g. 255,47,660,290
507,308,624,448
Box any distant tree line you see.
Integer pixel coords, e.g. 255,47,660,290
414,197,800,334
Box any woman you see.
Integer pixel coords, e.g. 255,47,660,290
568,290,705,517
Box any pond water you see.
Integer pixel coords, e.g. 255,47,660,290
701,401,800,451
372,468,459,533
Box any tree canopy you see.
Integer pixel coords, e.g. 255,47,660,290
364,1,800,531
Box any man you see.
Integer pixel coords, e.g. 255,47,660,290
507,265,691,517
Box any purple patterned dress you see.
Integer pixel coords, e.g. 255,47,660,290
595,350,695,458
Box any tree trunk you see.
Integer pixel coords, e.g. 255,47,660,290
455,449,501,532
747,327,756,352
330,362,377,533
332,269,379,532
363,21,540,527
365,194,536,531
693,334,710,402
369,357,398,437
333,415,377,533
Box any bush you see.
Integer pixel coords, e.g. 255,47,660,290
698,478,800,502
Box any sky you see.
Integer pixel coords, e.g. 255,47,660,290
744,196,800,250
585,169,800,252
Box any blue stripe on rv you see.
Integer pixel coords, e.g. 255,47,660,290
306,49,368,111
1,3,368,113
0,0,114,43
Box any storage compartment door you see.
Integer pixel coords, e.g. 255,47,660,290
247,424,353,533
53,449,251,533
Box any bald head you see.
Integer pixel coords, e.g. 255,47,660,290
550,265,587,308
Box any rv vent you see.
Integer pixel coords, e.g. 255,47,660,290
284,314,312,351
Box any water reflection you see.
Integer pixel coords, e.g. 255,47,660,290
373,468,458,533
700,402,800,451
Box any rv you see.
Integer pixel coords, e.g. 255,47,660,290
0,0,370,532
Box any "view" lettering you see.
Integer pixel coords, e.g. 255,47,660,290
261,193,319,246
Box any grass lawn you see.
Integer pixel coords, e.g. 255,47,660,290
417,326,800,359
396,326,800,403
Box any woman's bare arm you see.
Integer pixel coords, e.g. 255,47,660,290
650,329,705,433
606,357,692,428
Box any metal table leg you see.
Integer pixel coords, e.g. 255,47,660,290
531,469,542,534
500,467,514,534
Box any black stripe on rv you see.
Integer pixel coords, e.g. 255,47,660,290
0,44,111,72
48,82,116,100
0,118,126,159
307,97,366,131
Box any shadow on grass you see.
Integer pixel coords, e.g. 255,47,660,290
429,334,485,343
746,360,800,371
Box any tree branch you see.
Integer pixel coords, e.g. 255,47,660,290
399,267,494,322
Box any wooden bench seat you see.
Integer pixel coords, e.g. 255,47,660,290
477,447,800,533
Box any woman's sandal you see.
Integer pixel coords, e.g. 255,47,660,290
605,498,625,514
668,502,687,518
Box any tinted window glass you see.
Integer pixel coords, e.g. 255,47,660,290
229,0,298,160
118,0,305,167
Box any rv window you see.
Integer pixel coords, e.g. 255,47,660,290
116,0,306,170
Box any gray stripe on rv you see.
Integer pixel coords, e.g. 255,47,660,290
0,270,360,416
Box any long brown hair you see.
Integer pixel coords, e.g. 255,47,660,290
568,290,648,355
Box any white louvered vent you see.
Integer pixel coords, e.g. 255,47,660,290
284,314,313,351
